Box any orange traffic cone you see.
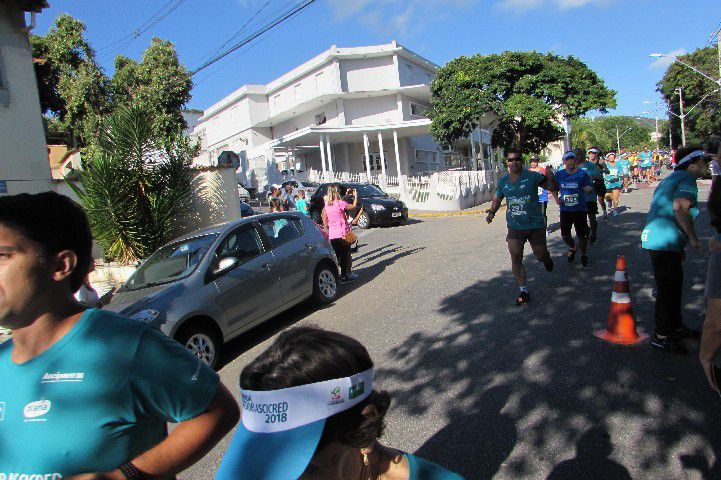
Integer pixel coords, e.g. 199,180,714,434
594,255,649,345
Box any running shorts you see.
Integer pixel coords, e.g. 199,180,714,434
560,211,589,238
586,201,598,215
506,227,547,246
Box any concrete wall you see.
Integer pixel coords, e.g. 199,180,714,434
268,62,337,116
340,56,398,92
398,56,435,87
344,96,402,125
273,102,340,138
399,94,431,121
0,4,52,195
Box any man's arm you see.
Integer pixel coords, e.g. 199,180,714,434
70,384,240,480
486,195,502,224
701,298,721,392
542,169,558,192
673,197,701,251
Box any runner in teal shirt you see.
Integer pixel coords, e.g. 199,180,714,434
0,309,220,476
641,169,699,251
494,169,547,230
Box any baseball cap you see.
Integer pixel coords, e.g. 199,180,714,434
562,151,577,161
216,368,374,480
587,147,599,154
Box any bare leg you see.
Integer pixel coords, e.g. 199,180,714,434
507,239,526,288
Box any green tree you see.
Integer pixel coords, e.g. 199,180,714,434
429,51,616,152
657,46,720,147
69,106,197,262
571,116,654,152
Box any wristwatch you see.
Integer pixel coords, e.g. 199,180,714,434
119,462,146,480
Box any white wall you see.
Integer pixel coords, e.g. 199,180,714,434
344,96,402,125
340,56,398,92
398,57,434,87
268,63,336,117
399,94,431,121
0,4,52,195
272,102,340,139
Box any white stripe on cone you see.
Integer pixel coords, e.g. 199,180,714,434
614,271,627,282
611,291,631,304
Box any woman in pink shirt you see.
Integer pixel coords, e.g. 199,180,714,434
323,185,359,282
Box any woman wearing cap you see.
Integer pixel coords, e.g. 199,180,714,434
216,326,465,480
641,146,710,354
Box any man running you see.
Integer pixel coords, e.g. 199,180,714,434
578,147,604,244
604,152,624,217
486,148,558,306
553,151,594,266
529,155,550,234
617,153,631,193
641,147,710,354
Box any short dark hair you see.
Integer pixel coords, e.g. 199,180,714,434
0,192,92,292
506,148,521,157
674,146,705,170
240,327,391,474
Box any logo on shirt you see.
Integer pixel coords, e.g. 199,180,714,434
23,400,51,421
41,372,85,383
0,402,5,421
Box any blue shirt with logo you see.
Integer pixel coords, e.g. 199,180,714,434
604,163,623,190
641,170,699,252
0,309,219,477
495,169,547,230
578,161,602,202
555,169,592,212
616,159,630,176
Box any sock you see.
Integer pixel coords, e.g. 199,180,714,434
519,286,529,293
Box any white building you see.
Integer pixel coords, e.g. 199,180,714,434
193,41,500,194
0,0,52,196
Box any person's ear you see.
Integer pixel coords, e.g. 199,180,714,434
50,250,78,284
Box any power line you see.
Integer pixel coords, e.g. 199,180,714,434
190,0,318,76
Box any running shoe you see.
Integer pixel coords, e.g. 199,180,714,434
671,326,700,340
339,274,357,283
603,212,608,222
650,334,687,354
516,291,530,306
581,255,590,267
589,235,598,245
543,257,554,272
612,209,619,217
567,248,577,263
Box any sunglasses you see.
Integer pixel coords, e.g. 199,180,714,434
506,158,523,163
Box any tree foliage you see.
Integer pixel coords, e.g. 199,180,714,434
429,51,617,152
571,116,659,152
68,106,197,262
657,46,720,147
32,15,192,147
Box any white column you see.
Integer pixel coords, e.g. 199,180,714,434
363,132,372,178
326,134,334,174
478,127,486,170
469,130,477,171
393,130,402,177
319,135,327,173
378,132,386,176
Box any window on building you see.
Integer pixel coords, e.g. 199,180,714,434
272,94,281,110
410,103,425,117
367,153,387,171
314,72,324,91
315,112,327,125
405,62,412,73
294,83,302,101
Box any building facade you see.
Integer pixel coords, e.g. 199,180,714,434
192,42,498,192
0,0,52,196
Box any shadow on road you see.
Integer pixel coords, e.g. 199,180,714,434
377,206,720,479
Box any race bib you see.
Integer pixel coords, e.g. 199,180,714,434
508,199,528,216
563,194,579,206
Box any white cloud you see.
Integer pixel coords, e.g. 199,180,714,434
496,0,543,12
649,48,687,70
495,0,611,12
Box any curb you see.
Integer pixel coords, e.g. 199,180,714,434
409,210,487,218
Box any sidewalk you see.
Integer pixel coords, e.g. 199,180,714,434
408,202,492,218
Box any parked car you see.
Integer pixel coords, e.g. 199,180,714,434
308,182,408,229
239,201,255,217
104,212,339,369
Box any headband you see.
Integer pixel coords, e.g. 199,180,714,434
676,150,706,168
562,151,577,160
587,148,599,153
241,368,374,433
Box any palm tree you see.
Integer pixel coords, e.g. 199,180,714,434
69,105,195,263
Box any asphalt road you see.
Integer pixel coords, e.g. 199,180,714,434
184,179,720,480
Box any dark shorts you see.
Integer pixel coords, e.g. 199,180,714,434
560,211,589,238
507,227,547,247
586,201,598,215
593,182,606,196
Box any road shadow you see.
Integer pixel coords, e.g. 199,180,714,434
377,205,720,479
545,427,632,480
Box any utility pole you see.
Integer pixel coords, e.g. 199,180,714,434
717,30,721,102
678,87,686,146
616,127,621,153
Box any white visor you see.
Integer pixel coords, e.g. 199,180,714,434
676,150,705,168
240,368,374,433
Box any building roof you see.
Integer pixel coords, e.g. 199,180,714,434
200,41,439,121
16,0,49,12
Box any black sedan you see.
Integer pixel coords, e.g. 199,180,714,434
309,183,408,229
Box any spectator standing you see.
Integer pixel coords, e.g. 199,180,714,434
0,192,239,478
324,185,359,282
295,189,310,216
282,184,296,211
216,326,465,480
528,155,550,235
641,147,710,354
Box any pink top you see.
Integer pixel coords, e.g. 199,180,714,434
324,199,350,240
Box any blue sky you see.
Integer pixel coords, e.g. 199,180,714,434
34,0,721,117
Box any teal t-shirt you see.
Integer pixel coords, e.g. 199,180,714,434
604,163,623,190
407,454,465,480
495,169,547,230
578,161,602,202
641,170,699,252
617,159,630,176
0,309,219,477
295,198,309,216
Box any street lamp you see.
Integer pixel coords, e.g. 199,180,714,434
666,87,721,145
616,117,643,153
650,52,721,87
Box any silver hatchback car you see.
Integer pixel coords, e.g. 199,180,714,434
104,212,339,368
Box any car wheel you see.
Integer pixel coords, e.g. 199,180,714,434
313,263,338,305
175,322,222,370
357,210,371,229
